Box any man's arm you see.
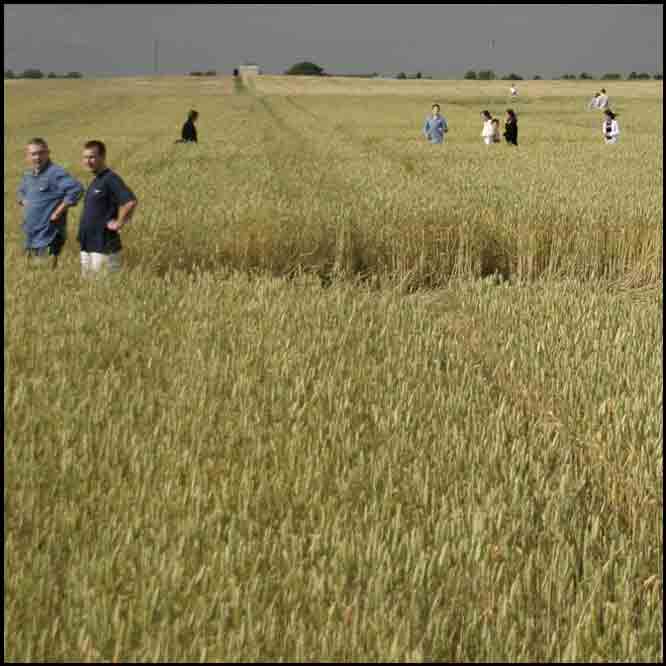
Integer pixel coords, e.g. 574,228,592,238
105,173,138,231
17,177,27,207
107,199,138,231
50,170,84,222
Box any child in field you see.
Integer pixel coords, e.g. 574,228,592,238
603,109,620,144
423,103,449,144
491,118,501,143
503,109,518,146
481,110,494,145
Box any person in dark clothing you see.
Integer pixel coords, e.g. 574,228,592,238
503,109,518,146
79,140,137,276
177,110,199,143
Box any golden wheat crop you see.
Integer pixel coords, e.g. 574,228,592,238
4,76,662,662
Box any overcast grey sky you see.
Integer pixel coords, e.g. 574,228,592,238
4,4,663,78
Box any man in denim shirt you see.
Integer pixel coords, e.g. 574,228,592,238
17,138,84,268
423,103,449,144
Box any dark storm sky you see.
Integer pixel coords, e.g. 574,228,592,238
4,4,663,77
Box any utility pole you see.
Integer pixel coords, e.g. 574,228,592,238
153,39,159,75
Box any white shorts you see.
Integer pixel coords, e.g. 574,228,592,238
483,136,494,145
604,137,618,144
81,251,122,276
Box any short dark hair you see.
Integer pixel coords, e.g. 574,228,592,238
601,88,606,93
27,137,48,148
188,109,199,121
604,109,617,119
481,110,492,119
506,109,517,120
432,103,440,110
84,140,106,156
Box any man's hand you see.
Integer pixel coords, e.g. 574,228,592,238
50,203,68,223
107,200,137,231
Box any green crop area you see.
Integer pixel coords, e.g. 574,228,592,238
4,76,662,662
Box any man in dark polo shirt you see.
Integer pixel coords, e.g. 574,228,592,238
79,140,138,276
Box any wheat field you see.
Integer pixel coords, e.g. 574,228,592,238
4,76,663,662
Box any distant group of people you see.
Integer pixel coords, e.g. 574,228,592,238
480,109,518,146
587,89,621,143
587,88,610,110
422,104,518,146
424,85,620,147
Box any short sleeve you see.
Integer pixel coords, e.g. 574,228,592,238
107,173,136,206
53,168,84,205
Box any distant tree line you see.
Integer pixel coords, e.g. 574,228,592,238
4,69,82,79
558,71,659,80
6,65,661,82
464,69,662,81
465,70,522,80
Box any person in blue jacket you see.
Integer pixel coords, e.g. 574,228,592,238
17,138,84,268
423,103,449,144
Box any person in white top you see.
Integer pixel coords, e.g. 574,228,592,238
481,110,495,145
510,85,518,97
587,92,601,110
597,88,609,110
603,109,620,144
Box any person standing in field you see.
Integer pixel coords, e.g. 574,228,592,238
78,140,138,276
597,88,609,110
177,110,199,143
491,118,501,143
423,103,448,144
510,84,518,97
587,92,601,110
16,137,84,268
481,110,495,145
503,109,518,146
602,109,620,144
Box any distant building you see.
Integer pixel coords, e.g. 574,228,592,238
239,62,261,76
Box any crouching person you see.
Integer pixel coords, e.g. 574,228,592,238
79,140,138,277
